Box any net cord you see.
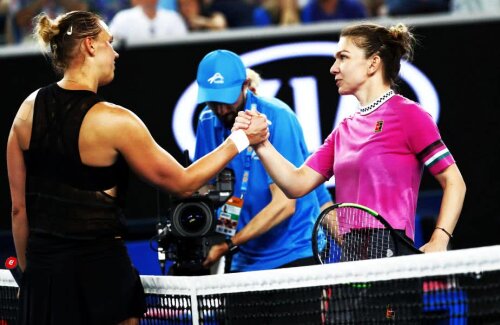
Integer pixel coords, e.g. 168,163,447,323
2,245,500,300
140,245,500,295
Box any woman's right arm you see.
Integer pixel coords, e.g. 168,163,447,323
91,103,269,198
233,110,326,198
254,140,326,199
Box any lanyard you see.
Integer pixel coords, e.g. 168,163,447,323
219,124,252,199
239,146,253,199
239,101,259,199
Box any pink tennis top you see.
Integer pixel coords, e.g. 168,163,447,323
306,93,455,240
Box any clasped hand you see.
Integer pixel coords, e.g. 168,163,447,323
232,110,270,146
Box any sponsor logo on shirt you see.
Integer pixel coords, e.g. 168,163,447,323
375,120,384,132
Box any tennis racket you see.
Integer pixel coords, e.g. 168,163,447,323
312,203,422,264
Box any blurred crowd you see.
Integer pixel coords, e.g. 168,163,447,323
0,0,499,46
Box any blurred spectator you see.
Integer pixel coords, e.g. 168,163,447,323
177,0,226,31
158,0,176,10
385,0,451,16
452,0,500,14
1,0,8,44
209,0,256,28
87,0,131,23
253,0,301,26
301,0,367,23
6,0,87,44
297,0,308,6
362,0,386,16
109,0,187,44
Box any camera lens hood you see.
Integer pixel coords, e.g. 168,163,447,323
170,199,215,237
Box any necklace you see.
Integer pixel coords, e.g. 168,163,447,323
358,90,395,115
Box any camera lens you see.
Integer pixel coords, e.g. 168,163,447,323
171,201,214,237
180,206,206,232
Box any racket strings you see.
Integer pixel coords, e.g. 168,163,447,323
318,207,395,263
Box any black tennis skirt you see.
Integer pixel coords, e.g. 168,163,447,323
17,233,146,325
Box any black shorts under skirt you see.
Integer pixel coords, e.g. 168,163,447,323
17,233,146,325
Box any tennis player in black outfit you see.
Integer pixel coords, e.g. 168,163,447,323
6,10,269,325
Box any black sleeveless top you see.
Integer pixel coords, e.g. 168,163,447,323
24,83,129,239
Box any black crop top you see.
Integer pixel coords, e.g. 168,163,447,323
24,83,129,239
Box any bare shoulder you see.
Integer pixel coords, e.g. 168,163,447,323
10,89,40,150
15,89,39,122
90,101,133,117
83,101,149,142
87,101,145,128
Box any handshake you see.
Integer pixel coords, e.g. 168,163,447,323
230,109,271,150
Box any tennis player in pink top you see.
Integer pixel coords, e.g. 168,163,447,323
233,22,466,254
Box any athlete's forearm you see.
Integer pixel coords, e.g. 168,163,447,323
254,141,321,198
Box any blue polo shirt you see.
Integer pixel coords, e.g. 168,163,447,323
194,91,330,271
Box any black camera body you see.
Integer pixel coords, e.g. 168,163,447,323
157,168,235,275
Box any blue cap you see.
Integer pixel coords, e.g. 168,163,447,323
196,50,246,104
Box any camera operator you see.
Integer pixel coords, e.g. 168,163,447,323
193,50,333,273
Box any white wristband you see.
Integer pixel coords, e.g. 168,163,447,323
228,129,250,153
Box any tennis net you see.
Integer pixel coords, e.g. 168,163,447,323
1,245,500,324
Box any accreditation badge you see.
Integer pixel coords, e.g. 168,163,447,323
215,196,243,236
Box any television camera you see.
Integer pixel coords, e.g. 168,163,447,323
155,168,235,275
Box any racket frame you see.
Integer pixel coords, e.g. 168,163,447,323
312,202,422,264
